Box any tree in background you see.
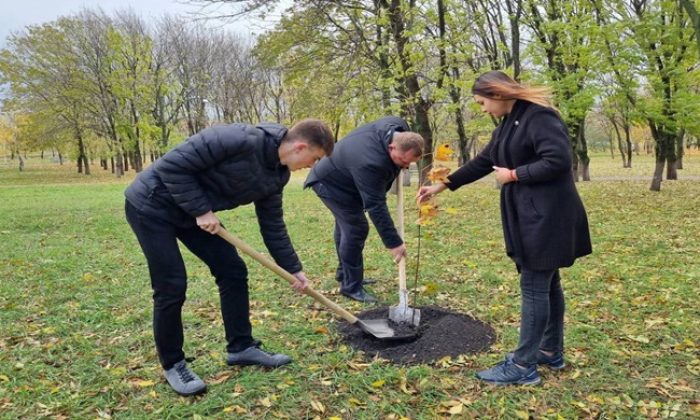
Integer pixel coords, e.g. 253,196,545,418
0,9,264,176
616,0,697,190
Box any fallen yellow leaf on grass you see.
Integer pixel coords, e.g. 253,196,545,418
440,399,463,415
131,379,154,388
449,404,463,414
0,375,9,382
348,361,370,370
313,326,330,335
223,405,247,414
208,372,231,385
628,335,650,343
310,400,325,413
514,410,529,419
371,379,386,388
399,376,415,395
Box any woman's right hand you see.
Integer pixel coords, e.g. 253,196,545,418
416,182,448,204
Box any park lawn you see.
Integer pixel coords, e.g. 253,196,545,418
0,154,699,419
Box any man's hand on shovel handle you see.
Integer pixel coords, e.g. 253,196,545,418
196,211,221,234
390,244,407,263
291,271,310,292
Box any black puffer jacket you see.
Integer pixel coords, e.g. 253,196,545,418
125,123,302,273
304,116,408,249
447,100,591,270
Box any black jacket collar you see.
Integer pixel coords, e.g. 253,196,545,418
257,123,288,170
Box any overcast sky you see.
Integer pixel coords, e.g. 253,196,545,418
0,0,276,49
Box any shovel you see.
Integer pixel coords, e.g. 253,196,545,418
216,228,409,340
388,169,421,326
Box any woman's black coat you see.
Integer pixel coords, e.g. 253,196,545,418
447,100,591,270
124,122,302,274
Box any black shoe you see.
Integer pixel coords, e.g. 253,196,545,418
227,345,292,368
340,288,378,303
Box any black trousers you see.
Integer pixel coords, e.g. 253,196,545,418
311,184,369,294
512,268,565,367
125,201,255,369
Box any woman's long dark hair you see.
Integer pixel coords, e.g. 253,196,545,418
472,71,556,111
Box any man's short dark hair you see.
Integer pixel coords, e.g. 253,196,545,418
393,132,424,157
286,119,335,156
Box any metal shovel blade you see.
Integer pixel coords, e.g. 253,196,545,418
389,289,421,326
356,318,395,338
356,318,418,341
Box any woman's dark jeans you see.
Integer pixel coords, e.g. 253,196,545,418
125,201,255,369
512,268,565,368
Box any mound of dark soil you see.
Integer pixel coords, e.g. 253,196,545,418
337,306,496,364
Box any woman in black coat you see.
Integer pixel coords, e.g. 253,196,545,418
417,71,591,386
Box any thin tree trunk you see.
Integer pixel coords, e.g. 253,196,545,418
576,118,590,181
623,124,633,168
610,117,622,161
123,152,129,173
650,158,664,191
77,129,90,175
666,159,678,180
676,129,685,170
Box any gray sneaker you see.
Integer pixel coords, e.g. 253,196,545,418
164,360,207,396
227,345,292,367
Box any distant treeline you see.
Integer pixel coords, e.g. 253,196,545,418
0,1,698,190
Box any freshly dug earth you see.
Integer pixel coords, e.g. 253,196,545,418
337,306,496,364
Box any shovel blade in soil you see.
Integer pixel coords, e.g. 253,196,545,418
388,305,421,327
357,318,395,338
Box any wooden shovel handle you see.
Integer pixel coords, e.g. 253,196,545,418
216,229,359,324
397,169,407,291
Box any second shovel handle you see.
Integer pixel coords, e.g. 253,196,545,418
397,169,407,290
216,229,359,324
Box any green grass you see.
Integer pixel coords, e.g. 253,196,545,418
1,153,699,419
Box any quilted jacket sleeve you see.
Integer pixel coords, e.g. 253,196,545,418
254,192,303,274
350,164,403,249
155,125,252,217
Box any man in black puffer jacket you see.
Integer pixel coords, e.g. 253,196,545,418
125,119,334,396
305,117,424,303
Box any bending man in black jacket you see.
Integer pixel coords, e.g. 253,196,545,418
305,117,424,303
125,119,334,396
